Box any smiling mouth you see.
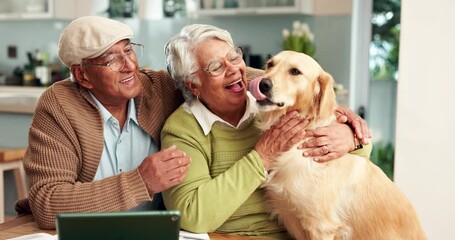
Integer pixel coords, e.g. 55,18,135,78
120,76,134,83
225,79,244,91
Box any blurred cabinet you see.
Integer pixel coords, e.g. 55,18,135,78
299,0,352,15
187,0,299,16
0,0,53,20
187,0,352,17
56,0,157,20
0,0,110,20
0,0,351,20
53,0,109,20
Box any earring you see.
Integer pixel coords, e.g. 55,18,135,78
194,91,200,101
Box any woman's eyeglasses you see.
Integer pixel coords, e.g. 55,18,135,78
203,47,243,76
83,43,144,72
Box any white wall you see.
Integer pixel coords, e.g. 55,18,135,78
395,1,455,239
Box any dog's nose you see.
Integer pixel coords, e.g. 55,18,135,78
259,78,273,94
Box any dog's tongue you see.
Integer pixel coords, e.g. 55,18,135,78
249,76,267,100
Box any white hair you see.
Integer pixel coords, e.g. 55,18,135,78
165,24,235,101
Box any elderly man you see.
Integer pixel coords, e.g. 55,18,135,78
14,16,192,229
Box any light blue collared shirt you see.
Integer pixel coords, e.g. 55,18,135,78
89,93,158,181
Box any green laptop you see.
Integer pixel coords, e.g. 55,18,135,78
56,211,180,240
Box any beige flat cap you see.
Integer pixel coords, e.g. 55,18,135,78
58,16,134,67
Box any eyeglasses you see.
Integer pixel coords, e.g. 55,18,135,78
83,43,144,72
202,47,243,76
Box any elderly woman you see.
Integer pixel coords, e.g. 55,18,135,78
162,24,371,239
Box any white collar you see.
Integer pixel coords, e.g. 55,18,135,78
183,92,258,135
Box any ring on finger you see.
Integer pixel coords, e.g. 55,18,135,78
325,144,331,154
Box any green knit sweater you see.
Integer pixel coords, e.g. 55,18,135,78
161,106,292,239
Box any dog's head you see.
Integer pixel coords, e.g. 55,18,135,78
249,51,338,129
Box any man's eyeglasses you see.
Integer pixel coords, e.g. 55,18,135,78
83,43,144,72
203,47,243,76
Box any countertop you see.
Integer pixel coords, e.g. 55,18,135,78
0,86,46,114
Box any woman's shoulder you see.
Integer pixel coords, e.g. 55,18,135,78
164,106,196,127
161,105,205,140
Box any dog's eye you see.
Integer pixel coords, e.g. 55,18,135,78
266,61,274,69
290,68,301,75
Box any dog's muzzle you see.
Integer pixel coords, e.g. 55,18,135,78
249,76,284,107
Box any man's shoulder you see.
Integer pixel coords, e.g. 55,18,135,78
139,68,171,82
43,78,76,92
138,68,180,99
37,79,93,114
40,79,79,100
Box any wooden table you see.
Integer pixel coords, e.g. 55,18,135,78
0,214,262,239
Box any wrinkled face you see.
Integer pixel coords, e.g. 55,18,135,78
74,39,142,108
188,39,248,118
249,51,336,119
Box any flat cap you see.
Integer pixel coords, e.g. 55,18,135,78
58,16,134,67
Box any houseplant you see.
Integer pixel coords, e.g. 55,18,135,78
282,20,316,57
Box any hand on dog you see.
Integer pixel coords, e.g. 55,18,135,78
300,120,358,163
254,111,309,170
335,106,372,145
300,106,372,162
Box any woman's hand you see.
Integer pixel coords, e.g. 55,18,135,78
254,111,309,170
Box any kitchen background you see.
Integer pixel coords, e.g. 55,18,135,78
0,0,352,88
2,1,455,239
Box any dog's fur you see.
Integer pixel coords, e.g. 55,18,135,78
253,51,426,240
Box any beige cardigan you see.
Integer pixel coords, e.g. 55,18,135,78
15,67,263,229
15,69,184,229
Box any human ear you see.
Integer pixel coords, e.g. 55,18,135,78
184,81,200,97
71,66,93,89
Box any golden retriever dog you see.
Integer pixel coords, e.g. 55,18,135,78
248,51,425,240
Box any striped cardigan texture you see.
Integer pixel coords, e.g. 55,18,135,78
15,69,184,229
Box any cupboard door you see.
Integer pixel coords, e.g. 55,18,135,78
186,0,351,17
53,0,109,20
0,0,53,20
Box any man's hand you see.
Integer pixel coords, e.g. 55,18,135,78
299,121,356,162
335,106,372,144
299,106,372,163
138,145,191,194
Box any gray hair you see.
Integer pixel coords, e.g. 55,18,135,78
165,24,235,101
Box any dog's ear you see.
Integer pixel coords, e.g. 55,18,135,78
314,71,338,119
